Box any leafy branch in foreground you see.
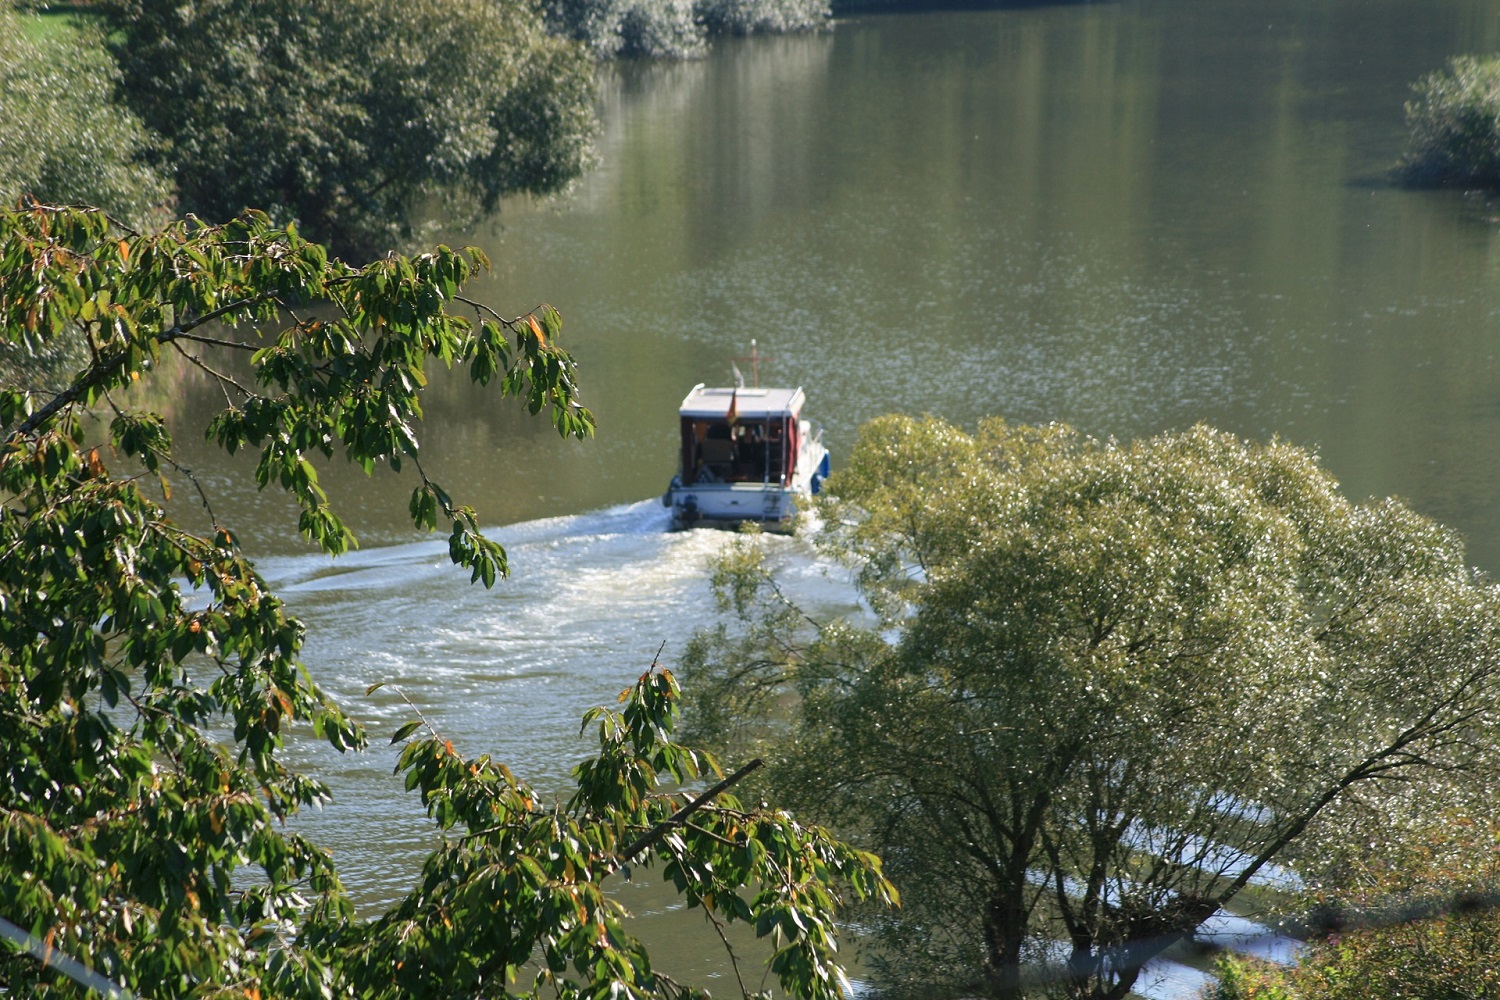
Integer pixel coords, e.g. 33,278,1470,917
0,202,886,999
346,667,894,1000
2,202,592,579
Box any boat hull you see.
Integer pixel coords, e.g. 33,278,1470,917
665,443,828,531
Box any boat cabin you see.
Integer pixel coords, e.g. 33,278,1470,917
678,386,806,486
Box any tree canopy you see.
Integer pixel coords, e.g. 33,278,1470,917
102,0,598,261
684,414,1500,1000
0,7,171,231
0,202,891,998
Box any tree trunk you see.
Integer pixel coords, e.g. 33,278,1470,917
981,889,1030,1000
1059,941,1142,1000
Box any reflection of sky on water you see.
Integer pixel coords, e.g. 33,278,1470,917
1029,908,1303,1000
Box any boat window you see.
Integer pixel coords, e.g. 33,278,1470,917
681,414,800,486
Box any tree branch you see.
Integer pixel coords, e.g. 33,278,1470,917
618,757,763,864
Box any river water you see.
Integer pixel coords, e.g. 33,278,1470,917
163,0,1500,990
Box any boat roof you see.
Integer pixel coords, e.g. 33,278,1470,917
679,385,806,420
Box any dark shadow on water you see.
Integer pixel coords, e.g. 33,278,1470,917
1348,171,1500,224
1343,172,1405,191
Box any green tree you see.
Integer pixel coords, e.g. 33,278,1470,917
0,9,171,228
544,0,705,59
0,202,890,998
102,0,597,261
694,0,828,39
1397,54,1500,189
684,415,1500,1000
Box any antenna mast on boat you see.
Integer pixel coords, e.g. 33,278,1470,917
734,339,776,388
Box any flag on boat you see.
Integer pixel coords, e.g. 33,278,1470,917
725,387,738,425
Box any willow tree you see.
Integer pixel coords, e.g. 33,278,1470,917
0,203,891,998
684,414,1500,1000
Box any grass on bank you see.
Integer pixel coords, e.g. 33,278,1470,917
14,2,99,41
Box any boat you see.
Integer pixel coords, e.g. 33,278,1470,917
663,382,830,531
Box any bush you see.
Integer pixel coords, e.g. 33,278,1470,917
619,0,704,58
1398,54,1500,188
1201,819,1500,1000
697,0,828,37
543,0,829,60
1202,955,1295,1000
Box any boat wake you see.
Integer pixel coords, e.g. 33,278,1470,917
256,499,677,594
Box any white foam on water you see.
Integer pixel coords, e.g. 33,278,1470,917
272,501,825,910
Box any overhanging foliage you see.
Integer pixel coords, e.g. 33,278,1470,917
0,203,891,998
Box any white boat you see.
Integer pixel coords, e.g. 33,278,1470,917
663,383,829,530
